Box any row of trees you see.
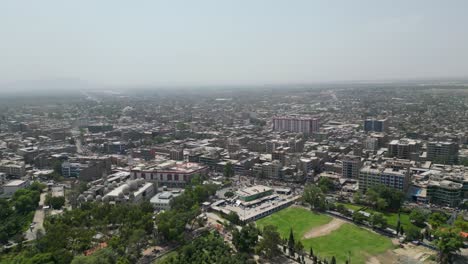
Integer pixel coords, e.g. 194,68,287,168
409,208,449,229
0,182,44,244
44,194,65,210
230,223,342,264
363,185,405,212
160,231,254,264
155,176,218,242
1,202,154,264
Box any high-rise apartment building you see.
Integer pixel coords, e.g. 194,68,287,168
388,139,420,160
364,118,388,133
427,141,459,164
272,116,319,134
342,155,361,178
364,137,379,151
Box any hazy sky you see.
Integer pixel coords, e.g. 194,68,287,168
1,0,468,87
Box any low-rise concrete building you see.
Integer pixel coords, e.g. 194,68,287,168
3,179,29,197
150,190,182,211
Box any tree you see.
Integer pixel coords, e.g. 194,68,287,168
370,212,387,229
366,185,404,211
331,256,337,264
71,248,118,264
224,191,234,198
375,198,388,211
224,162,234,178
434,228,464,264
45,194,65,209
52,160,63,175
162,232,247,264
309,247,314,258
454,215,468,231
255,225,282,259
225,211,241,225
232,223,259,253
352,211,367,224
336,203,351,216
396,219,401,235
353,192,363,204
294,240,304,255
405,225,421,241
409,209,428,227
302,184,326,211
288,228,295,255
29,181,46,192
429,212,448,229
318,177,334,193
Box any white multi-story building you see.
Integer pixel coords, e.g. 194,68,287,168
359,161,410,192
272,116,319,134
0,160,25,177
364,137,379,151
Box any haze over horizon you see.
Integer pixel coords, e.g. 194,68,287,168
1,0,468,89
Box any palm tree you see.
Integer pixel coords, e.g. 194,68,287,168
288,228,295,256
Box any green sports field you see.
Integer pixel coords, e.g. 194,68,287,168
256,206,394,263
256,207,332,239
303,223,394,263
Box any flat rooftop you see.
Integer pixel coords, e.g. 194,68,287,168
4,180,26,187
150,191,181,204
236,185,272,197
212,194,301,222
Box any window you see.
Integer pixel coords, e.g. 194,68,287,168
174,174,179,181
167,174,172,181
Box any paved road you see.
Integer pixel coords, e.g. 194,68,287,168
25,192,46,241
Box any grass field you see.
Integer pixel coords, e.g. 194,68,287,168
338,203,415,230
303,223,394,263
256,206,394,263
256,207,332,239
361,207,414,230
337,202,364,212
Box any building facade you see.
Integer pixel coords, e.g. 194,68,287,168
342,155,361,178
388,139,420,160
427,180,462,207
359,162,410,192
364,118,388,133
427,141,459,164
272,116,319,134
131,161,208,187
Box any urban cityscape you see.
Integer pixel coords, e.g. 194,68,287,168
1,1,468,264
0,84,467,263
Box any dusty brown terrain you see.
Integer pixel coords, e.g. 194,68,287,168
302,218,345,239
